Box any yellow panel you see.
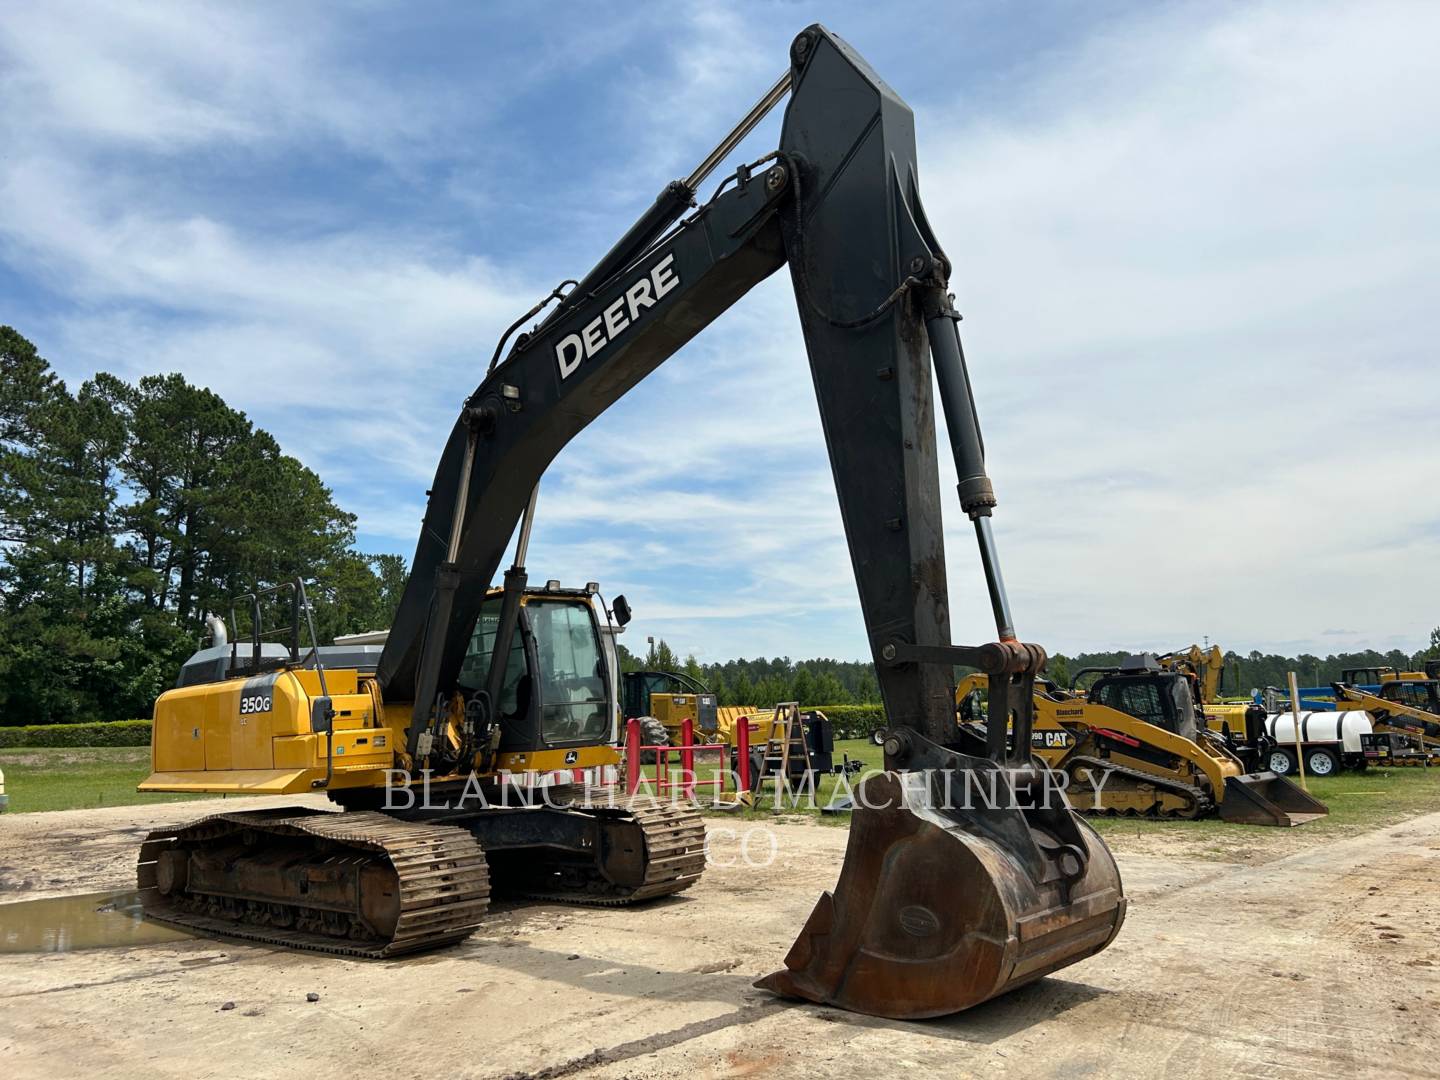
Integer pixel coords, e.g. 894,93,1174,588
141,762,394,794
139,768,315,794
203,682,234,770
152,685,207,772
273,728,394,769
329,692,377,731
652,695,697,727
496,744,621,773
272,733,319,768
290,668,359,697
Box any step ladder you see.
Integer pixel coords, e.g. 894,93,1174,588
760,702,813,785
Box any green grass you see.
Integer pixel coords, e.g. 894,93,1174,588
676,739,1440,844
1099,763,1440,840
0,746,206,813
6,737,1437,843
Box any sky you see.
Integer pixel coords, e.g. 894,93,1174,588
2,0,1437,664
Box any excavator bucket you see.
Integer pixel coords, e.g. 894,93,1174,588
1219,772,1328,827
757,769,1126,1019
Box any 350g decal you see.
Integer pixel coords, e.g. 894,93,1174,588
239,693,273,715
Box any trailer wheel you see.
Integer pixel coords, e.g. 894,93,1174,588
869,728,886,746
1305,747,1339,777
1266,748,1297,776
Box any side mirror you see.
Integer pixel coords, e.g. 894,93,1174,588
612,594,632,627
310,697,334,734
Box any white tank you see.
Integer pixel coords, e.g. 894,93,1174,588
1265,710,1372,754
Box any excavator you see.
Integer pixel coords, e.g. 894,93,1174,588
1158,644,1226,703
1157,643,1253,733
133,24,1126,1020
957,656,1328,825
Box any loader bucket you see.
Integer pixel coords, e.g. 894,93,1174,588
1219,772,1328,827
756,770,1126,1019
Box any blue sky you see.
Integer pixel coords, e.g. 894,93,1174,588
3,1,1437,663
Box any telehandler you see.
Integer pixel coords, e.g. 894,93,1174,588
135,24,1126,1020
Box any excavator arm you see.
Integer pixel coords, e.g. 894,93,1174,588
376,23,1126,1019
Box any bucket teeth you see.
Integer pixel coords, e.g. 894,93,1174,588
757,770,1126,1019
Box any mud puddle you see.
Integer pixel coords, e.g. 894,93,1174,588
0,890,191,953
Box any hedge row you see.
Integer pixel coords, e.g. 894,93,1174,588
0,706,891,751
0,720,153,748
813,704,886,740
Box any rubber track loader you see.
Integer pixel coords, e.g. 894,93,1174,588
136,24,1126,1019
958,657,1328,826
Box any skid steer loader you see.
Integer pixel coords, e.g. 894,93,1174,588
960,655,1327,825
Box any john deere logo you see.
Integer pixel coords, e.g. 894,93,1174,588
898,905,940,937
564,750,579,765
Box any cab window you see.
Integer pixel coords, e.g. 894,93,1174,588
460,598,526,717
528,601,609,744
1390,683,1437,712
1168,677,1197,739
1095,679,1167,729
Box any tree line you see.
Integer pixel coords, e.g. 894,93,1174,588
622,635,1440,709
5,323,1436,724
618,640,882,708
1044,639,1440,697
0,327,405,724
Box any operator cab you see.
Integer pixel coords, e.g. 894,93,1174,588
622,670,710,721
1342,666,1398,686
1379,679,1440,716
459,583,627,753
1087,654,1200,740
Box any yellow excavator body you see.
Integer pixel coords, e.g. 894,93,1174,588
143,666,395,795
136,584,701,958
143,594,623,797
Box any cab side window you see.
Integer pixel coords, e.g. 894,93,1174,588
460,599,526,717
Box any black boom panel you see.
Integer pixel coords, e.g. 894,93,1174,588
778,30,956,742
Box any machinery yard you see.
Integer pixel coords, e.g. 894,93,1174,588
2,6,1438,1079
2,795,1438,1079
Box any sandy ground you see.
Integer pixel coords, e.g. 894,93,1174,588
1,798,1438,1079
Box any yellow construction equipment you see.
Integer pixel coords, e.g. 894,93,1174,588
139,581,704,956
957,655,1328,825
136,25,1127,1019
715,704,780,747
1158,644,1226,703
620,670,719,741
1157,643,1256,735
1333,674,1440,760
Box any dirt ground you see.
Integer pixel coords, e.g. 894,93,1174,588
1,798,1438,1079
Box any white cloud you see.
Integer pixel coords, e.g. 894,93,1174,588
2,1,1435,665
918,0,1440,655
0,3,431,157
